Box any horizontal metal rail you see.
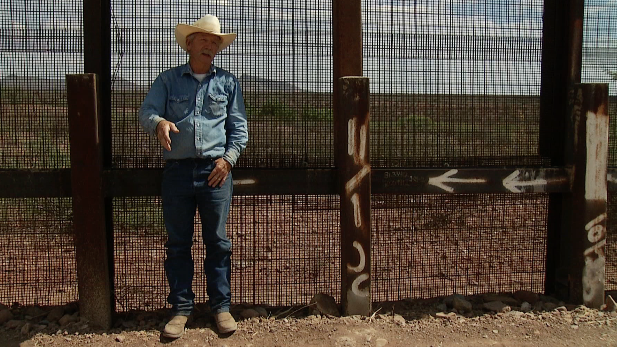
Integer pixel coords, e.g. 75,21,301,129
5,166,617,198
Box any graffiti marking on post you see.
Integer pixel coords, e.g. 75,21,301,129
428,169,486,193
502,170,548,193
345,115,371,307
582,212,606,304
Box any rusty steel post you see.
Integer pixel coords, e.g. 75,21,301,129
67,74,113,329
565,83,609,308
540,0,585,298
338,77,371,316
332,0,363,168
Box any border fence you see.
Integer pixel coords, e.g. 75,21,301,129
1,0,616,328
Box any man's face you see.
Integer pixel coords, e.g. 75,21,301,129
187,33,222,66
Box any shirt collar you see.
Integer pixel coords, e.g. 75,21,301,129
181,63,217,77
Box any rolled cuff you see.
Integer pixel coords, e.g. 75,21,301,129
146,116,166,137
222,148,240,167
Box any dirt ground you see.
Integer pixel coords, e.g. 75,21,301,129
2,294,617,347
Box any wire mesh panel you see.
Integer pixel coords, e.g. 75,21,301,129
0,198,76,306
0,0,82,169
0,1,81,308
114,195,340,312
371,194,548,302
363,0,547,168
110,0,334,169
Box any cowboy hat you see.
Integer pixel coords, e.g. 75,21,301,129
175,14,236,52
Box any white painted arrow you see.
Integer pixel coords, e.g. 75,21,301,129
428,169,486,193
502,170,547,193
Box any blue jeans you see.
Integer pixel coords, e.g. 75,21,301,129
161,158,233,316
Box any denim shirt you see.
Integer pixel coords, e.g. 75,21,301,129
139,63,248,166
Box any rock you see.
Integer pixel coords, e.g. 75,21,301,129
115,335,125,342
309,293,340,317
20,322,31,335
46,307,65,323
444,294,466,308
393,314,405,325
555,306,568,312
543,302,558,311
604,295,617,312
452,297,473,313
520,302,533,312
121,320,136,329
0,309,13,324
513,290,540,304
6,320,25,329
539,295,559,304
24,306,45,318
435,312,457,320
482,294,519,306
255,307,269,317
376,338,388,347
58,313,78,327
483,301,510,313
241,309,260,319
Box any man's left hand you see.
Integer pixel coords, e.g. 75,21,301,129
208,158,232,187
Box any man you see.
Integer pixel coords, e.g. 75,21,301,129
139,14,248,338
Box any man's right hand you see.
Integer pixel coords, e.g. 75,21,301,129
156,120,180,151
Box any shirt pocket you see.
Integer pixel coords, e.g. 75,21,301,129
168,94,190,119
208,93,228,118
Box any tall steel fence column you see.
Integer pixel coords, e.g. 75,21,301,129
332,0,370,315
565,83,609,308
83,0,115,319
338,77,371,316
66,74,113,328
541,0,585,299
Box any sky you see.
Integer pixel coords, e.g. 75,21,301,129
0,0,615,94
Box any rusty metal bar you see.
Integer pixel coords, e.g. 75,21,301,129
338,77,371,316
66,74,113,329
564,83,609,308
541,0,585,299
332,0,363,169
0,170,72,198
12,166,617,198
373,168,570,194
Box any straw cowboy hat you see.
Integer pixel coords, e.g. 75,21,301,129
175,14,236,52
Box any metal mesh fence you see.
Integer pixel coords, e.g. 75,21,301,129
0,0,81,169
0,198,76,306
113,195,340,312
1,0,616,312
110,0,334,169
372,194,548,301
0,0,80,307
363,0,548,168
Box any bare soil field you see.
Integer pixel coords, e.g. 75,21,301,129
2,294,617,347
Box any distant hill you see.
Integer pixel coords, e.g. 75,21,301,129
1,74,300,94
238,75,304,94
1,75,66,91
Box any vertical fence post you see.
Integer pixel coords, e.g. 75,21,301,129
541,0,585,298
66,74,113,329
338,77,371,316
332,0,368,316
565,83,609,308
